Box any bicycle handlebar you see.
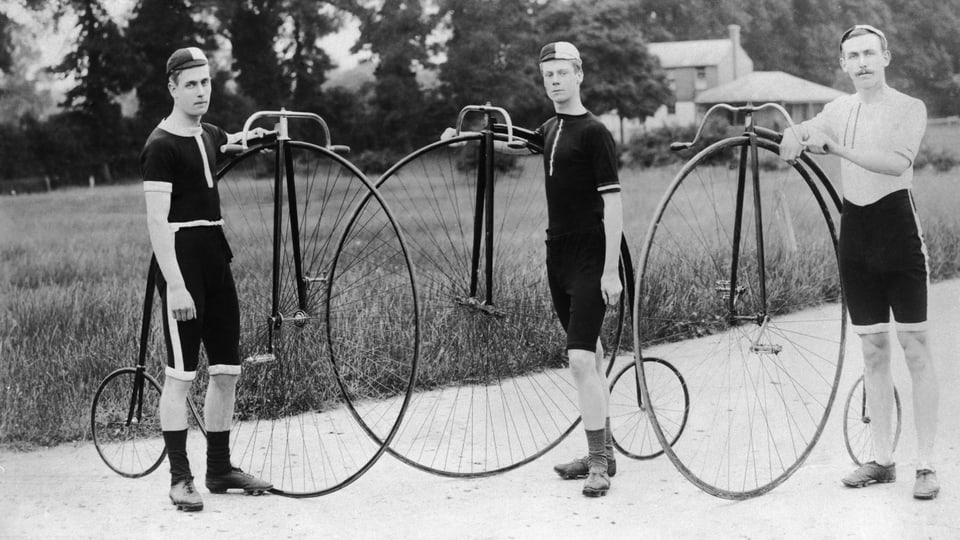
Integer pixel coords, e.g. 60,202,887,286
671,102,825,153
221,108,350,155
455,104,527,149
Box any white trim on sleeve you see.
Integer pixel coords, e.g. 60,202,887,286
143,181,172,193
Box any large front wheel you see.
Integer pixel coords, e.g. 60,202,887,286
370,133,628,476
217,141,418,497
634,136,846,499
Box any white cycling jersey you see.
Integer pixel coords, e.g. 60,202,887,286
802,85,926,206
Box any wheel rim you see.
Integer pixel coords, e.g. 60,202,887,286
634,136,846,498
610,358,689,460
91,368,166,478
218,141,418,496
371,134,624,476
843,376,903,466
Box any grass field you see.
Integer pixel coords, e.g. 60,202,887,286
2,154,960,448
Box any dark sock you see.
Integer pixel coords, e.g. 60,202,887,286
585,428,607,472
604,417,615,459
163,430,191,485
206,430,232,476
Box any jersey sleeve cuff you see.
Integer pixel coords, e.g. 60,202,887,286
143,181,172,193
597,184,621,194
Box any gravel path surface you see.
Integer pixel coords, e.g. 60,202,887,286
4,281,960,539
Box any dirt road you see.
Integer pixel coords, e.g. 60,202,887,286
4,281,960,539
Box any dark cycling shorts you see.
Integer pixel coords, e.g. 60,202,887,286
545,227,607,352
839,190,928,334
158,226,241,381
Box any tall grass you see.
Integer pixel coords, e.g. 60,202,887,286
3,160,960,447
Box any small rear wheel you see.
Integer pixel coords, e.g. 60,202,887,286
609,358,689,460
91,367,166,478
842,375,902,466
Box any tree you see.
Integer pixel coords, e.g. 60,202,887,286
538,0,673,122
347,0,433,151
51,0,140,183
125,0,215,126
882,0,960,116
219,0,288,108
436,0,545,129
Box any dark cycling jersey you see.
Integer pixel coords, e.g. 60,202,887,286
534,112,620,235
532,111,620,352
141,118,239,380
141,119,228,223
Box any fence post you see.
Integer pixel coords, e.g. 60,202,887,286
776,189,798,255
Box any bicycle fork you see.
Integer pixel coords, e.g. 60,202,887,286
726,122,781,356
457,110,506,319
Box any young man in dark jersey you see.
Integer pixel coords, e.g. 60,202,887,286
141,47,272,511
533,42,624,497
780,25,939,500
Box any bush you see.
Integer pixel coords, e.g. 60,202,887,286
621,116,735,169
915,146,959,172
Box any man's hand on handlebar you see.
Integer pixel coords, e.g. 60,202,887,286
780,125,834,162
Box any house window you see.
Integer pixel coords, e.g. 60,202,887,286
695,67,707,91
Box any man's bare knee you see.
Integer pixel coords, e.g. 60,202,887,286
897,330,932,370
208,372,239,391
860,332,890,370
568,349,597,379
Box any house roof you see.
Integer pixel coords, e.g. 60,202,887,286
647,40,733,68
694,71,846,104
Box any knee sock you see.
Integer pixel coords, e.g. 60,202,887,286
206,430,232,476
163,430,191,485
586,428,608,472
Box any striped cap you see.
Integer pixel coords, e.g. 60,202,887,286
539,42,581,63
166,47,208,76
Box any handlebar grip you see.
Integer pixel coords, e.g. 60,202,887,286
670,142,692,152
221,144,246,154
330,145,350,155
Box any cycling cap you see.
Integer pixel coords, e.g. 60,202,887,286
167,47,208,76
840,24,887,51
539,42,581,63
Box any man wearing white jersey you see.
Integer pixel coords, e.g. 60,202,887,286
780,24,939,500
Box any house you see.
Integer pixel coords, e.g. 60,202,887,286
600,25,845,143
694,70,846,130
600,25,751,141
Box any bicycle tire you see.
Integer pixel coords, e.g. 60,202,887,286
91,367,166,478
370,132,627,476
217,140,418,497
842,375,902,466
633,134,846,499
610,358,689,460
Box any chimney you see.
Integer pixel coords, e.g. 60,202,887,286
729,24,741,80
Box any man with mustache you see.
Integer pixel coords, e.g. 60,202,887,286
780,25,939,500
141,47,272,511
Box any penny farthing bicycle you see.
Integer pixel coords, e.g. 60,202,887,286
633,103,847,499
356,104,637,476
90,110,419,497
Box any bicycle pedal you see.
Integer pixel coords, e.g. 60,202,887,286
243,353,276,364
